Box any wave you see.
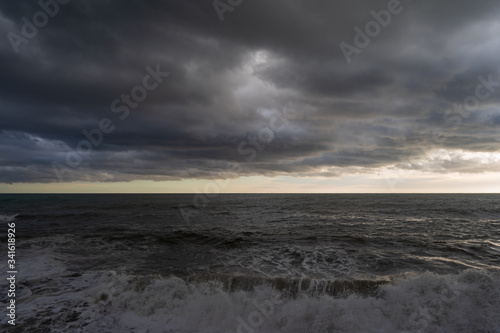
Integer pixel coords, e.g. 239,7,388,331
154,230,253,249
12,267,500,333
0,214,18,222
186,274,388,298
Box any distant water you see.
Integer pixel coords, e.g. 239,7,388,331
1,194,499,332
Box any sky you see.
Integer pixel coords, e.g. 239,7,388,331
0,0,499,193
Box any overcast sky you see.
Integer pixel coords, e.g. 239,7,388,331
0,0,499,193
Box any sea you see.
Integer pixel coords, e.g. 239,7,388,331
0,194,499,332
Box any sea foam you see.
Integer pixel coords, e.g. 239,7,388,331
11,257,500,333
0,214,18,222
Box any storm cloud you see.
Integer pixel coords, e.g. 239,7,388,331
0,0,499,183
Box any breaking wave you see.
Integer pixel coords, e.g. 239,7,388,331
10,257,500,333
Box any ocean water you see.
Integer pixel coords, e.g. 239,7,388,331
0,194,499,332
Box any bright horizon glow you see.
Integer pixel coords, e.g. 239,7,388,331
1,171,499,193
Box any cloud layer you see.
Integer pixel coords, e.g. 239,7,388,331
1,0,499,183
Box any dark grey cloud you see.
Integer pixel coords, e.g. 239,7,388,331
0,0,499,183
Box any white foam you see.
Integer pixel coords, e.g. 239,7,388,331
13,266,500,333
218,243,359,280
0,213,18,222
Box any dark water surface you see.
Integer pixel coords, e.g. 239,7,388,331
1,194,499,332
